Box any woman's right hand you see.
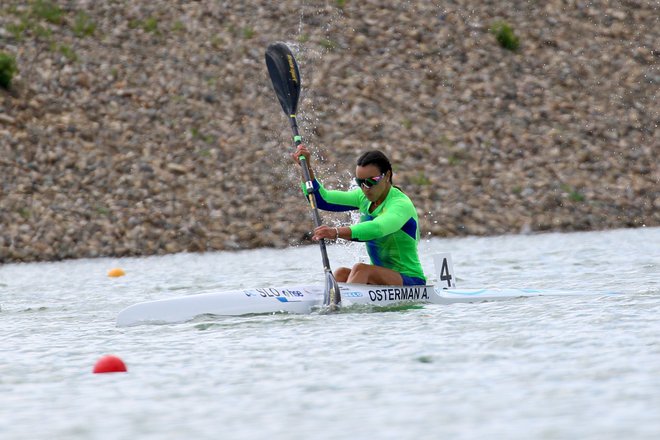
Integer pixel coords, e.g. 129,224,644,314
292,144,311,166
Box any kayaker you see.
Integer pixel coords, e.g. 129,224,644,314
292,144,426,286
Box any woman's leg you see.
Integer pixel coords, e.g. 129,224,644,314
346,263,403,285
333,266,351,282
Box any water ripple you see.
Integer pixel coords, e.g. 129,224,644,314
1,228,659,439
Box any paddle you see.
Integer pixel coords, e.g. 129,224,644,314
265,42,341,311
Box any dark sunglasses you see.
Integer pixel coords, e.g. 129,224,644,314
355,173,386,189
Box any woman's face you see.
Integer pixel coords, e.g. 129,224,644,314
355,164,390,202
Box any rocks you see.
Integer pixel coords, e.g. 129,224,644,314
0,0,658,263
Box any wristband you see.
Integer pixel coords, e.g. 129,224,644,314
334,227,339,241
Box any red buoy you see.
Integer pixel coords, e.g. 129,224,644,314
93,355,127,373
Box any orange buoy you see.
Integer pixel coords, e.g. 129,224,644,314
107,268,126,277
93,355,127,374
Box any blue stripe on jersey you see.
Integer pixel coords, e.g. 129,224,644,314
310,180,355,212
366,240,382,267
401,217,418,240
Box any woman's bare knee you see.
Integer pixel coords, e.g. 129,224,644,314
351,263,369,272
334,267,351,282
347,263,371,284
347,263,403,285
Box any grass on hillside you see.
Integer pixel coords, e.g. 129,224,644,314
0,52,18,89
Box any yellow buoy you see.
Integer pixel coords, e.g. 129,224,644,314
107,268,126,278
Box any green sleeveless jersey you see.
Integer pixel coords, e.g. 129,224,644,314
303,179,425,281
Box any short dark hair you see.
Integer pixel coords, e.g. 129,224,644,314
356,150,393,183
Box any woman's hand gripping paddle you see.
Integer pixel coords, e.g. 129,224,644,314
265,42,341,311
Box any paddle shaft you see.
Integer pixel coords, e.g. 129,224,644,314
289,116,333,271
265,42,340,309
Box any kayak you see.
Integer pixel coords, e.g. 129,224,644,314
115,254,618,326
116,283,616,327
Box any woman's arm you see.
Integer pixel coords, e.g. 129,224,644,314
350,200,413,241
293,144,361,211
292,144,315,180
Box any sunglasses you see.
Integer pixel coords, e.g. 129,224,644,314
355,173,386,189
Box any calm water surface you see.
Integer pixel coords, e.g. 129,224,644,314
1,227,659,439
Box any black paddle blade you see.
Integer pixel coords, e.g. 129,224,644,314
265,42,301,116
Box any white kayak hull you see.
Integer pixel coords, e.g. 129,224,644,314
115,283,616,327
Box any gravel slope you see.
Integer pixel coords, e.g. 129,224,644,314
0,0,657,262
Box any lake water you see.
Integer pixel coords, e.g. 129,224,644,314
1,227,659,439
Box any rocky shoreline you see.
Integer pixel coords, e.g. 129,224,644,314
1,1,658,263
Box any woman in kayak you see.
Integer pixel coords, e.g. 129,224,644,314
292,145,426,286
